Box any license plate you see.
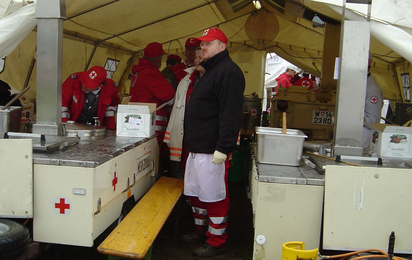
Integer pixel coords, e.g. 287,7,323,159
312,110,334,125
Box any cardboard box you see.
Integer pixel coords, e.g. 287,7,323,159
369,123,412,158
116,102,156,137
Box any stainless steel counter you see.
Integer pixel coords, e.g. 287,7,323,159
251,142,325,186
8,130,153,167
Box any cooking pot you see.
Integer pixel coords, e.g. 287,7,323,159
64,121,106,140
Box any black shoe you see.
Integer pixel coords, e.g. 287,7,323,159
193,243,227,257
180,233,204,243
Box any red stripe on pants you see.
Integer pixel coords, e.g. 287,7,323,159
186,157,230,248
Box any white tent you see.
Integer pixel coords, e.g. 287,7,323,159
0,0,411,105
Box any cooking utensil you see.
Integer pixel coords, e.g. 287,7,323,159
1,86,31,110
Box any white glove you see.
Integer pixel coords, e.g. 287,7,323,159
212,150,227,165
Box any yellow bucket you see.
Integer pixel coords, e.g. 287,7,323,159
281,241,318,260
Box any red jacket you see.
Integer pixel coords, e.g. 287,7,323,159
129,58,175,142
62,73,119,129
274,72,293,94
170,62,188,86
276,73,292,88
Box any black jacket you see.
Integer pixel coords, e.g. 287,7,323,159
184,49,245,154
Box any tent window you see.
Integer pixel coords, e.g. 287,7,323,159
104,58,119,79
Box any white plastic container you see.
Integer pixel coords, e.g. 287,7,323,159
256,126,307,166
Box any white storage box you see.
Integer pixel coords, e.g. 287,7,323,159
256,126,307,166
116,102,156,137
369,123,412,158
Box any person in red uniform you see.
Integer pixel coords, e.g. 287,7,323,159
168,37,201,89
181,28,245,257
274,67,296,95
129,42,175,175
61,66,119,129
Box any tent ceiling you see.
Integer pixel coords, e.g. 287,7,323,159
61,0,408,76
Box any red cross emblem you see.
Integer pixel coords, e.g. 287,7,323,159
89,70,97,80
251,108,257,117
53,197,71,215
112,171,118,192
370,95,378,104
302,80,310,88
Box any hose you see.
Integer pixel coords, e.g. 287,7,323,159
318,248,409,260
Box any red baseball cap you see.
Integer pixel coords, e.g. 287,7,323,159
144,42,167,58
80,66,107,90
167,54,182,63
185,37,201,47
197,28,228,44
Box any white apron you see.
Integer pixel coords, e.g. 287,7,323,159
184,153,226,202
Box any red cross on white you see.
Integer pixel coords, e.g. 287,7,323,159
370,95,378,104
251,108,257,117
89,70,97,79
53,197,71,216
112,171,118,192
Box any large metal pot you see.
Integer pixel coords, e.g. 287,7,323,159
64,121,106,140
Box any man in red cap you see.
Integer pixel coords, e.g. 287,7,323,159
61,65,119,129
168,37,201,88
130,42,175,175
181,28,245,257
161,54,182,87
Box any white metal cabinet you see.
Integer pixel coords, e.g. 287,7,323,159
251,160,324,260
323,165,412,254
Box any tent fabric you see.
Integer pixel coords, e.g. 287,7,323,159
0,0,411,103
0,3,36,59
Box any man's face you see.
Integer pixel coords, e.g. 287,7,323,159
194,52,204,73
185,46,198,64
82,84,102,93
200,40,226,61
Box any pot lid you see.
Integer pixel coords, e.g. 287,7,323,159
64,121,106,133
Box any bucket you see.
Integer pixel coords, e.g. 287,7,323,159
243,96,262,129
282,241,318,260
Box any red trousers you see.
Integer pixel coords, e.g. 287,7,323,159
185,158,230,248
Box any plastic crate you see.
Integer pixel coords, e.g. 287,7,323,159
394,103,412,126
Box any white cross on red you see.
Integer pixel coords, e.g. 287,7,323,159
55,197,70,214
302,80,310,88
112,171,118,192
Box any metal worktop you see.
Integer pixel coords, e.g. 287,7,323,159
8,130,153,167
251,142,325,186
251,141,412,187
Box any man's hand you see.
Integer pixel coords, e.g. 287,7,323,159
212,150,227,165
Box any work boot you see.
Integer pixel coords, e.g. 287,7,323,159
193,243,227,257
180,232,204,243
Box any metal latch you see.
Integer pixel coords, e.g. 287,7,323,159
94,197,101,215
